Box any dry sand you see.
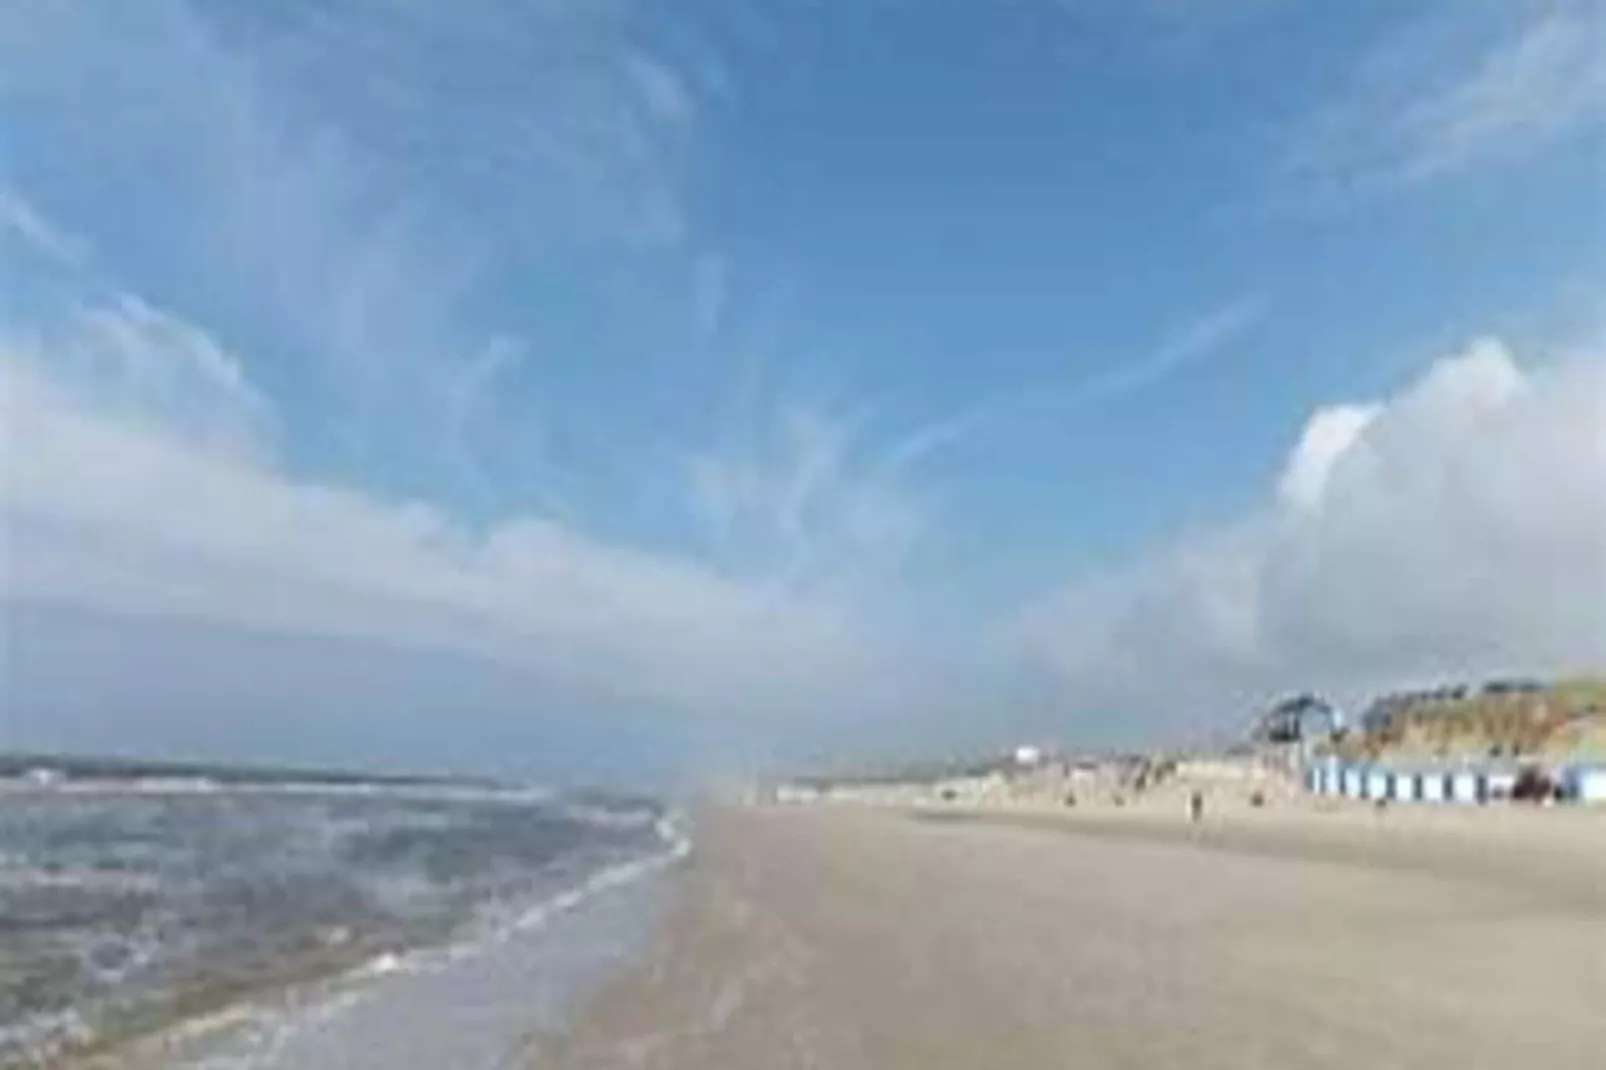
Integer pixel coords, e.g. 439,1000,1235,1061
529,801,1606,1069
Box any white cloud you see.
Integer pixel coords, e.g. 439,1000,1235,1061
1,3,934,751
1286,3,1606,195
687,404,924,586
885,295,1265,471
1391,9,1606,182
623,49,697,127
1277,403,1379,512
0,187,84,265
0,0,706,483
1077,295,1266,402
10,295,275,458
1023,337,1606,730
0,349,890,721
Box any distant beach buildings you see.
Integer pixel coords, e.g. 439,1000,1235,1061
758,675,1605,813
1309,761,1606,805
1012,745,1044,768
1282,676,1606,806
1565,766,1606,803
1307,756,1606,806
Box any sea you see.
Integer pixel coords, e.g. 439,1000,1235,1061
0,757,688,1069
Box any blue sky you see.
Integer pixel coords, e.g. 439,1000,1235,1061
2,0,1603,781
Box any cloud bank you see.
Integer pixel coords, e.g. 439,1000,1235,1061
1022,338,1606,733
9,323,1600,759
1,328,892,726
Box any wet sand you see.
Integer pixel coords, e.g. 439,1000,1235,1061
530,802,1606,1069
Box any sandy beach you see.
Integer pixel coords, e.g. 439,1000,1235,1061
531,801,1606,1069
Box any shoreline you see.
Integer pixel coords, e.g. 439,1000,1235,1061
43,815,691,1070
533,800,1606,1068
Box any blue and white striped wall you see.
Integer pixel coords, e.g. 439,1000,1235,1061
1388,772,1420,803
1448,769,1482,804
1305,760,1606,805
1564,765,1606,803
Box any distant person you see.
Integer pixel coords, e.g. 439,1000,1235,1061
1188,790,1204,823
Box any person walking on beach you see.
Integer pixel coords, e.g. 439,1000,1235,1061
1188,790,1204,823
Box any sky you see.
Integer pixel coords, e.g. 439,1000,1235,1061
2,0,1603,783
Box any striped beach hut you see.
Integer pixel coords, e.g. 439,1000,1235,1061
1418,770,1449,803
1448,767,1484,804
1389,770,1420,803
1342,765,1365,798
1366,767,1392,800
1484,768,1518,802
1564,765,1606,804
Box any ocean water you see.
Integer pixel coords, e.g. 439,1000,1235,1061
0,768,685,1069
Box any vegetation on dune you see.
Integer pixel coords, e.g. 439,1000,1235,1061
1345,677,1606,763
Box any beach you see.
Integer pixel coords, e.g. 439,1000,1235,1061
532,801,1606,1069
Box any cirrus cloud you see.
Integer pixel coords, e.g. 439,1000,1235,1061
1284,1,1606,198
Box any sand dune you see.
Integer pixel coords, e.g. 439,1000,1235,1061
531,803,1606,1069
